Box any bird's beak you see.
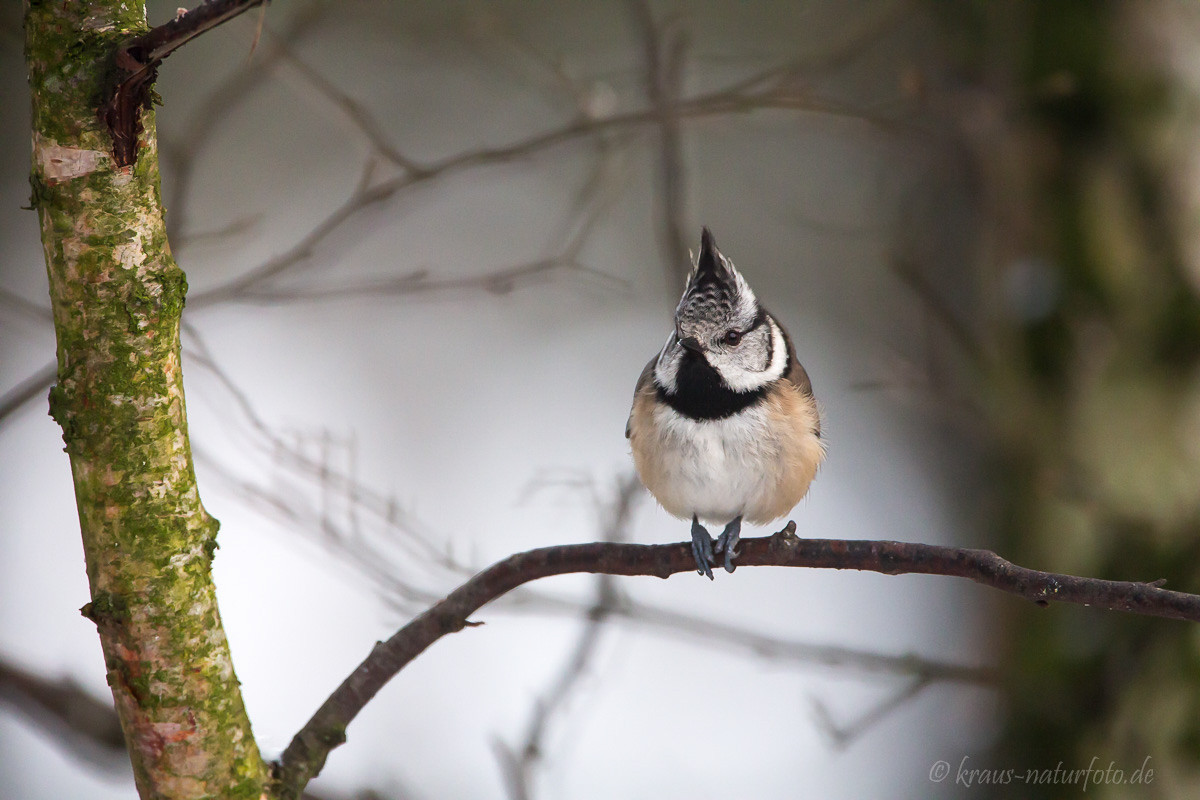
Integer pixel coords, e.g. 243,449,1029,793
678,335,703,354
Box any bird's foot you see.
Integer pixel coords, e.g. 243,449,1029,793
690,515,715,580
713,516,743,573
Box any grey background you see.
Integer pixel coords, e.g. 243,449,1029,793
0,2,993,797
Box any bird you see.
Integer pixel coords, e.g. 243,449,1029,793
627,227,824,579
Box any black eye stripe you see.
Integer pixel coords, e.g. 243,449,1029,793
763,317,773,366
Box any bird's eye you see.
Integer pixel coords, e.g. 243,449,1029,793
724,329,742,346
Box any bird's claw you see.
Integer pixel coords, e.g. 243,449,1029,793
713,516,743,573
690,515,715,580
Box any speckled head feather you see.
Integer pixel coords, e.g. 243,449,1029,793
654,227,786,403
675,227,758,335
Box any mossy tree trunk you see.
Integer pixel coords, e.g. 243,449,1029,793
24,1,267,798
939,3,1200,796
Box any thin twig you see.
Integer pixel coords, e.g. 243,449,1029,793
0,660,127,771
102,0,272,166
809,674,933,749
182,343,996,689
892,255,982,362
190,75,920,307
263,31,423,172
162,2,336,244
612,597,997,684
272,525,1198,797
630,0,692,293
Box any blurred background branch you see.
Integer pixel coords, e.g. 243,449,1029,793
13,1,1200,798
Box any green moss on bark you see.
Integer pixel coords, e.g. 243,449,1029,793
25,2,267,798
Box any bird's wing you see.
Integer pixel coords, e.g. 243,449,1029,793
785,356,813,398
776,320,820,438
626,355,657,439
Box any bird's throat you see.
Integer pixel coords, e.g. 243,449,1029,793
656,351,766,421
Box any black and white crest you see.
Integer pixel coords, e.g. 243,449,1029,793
675,228,757,332
652,227,789,416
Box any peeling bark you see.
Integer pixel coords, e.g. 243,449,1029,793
24,1,267,798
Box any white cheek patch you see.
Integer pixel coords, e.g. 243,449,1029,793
718,357,760,393
715,317,788,393
764,317,788,381
653,331,679,393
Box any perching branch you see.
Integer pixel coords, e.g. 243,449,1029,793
133,0,267,64
272,523,1199,797
102,0,270,166
494,475,640,800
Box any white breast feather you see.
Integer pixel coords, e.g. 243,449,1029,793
649,402,783,524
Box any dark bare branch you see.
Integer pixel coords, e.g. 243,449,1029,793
102,0,271,166
174,214,263,249
136,0,266,64
186,351,992,689
273,524,1198,797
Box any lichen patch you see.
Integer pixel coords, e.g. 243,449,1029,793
114,240,148,271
